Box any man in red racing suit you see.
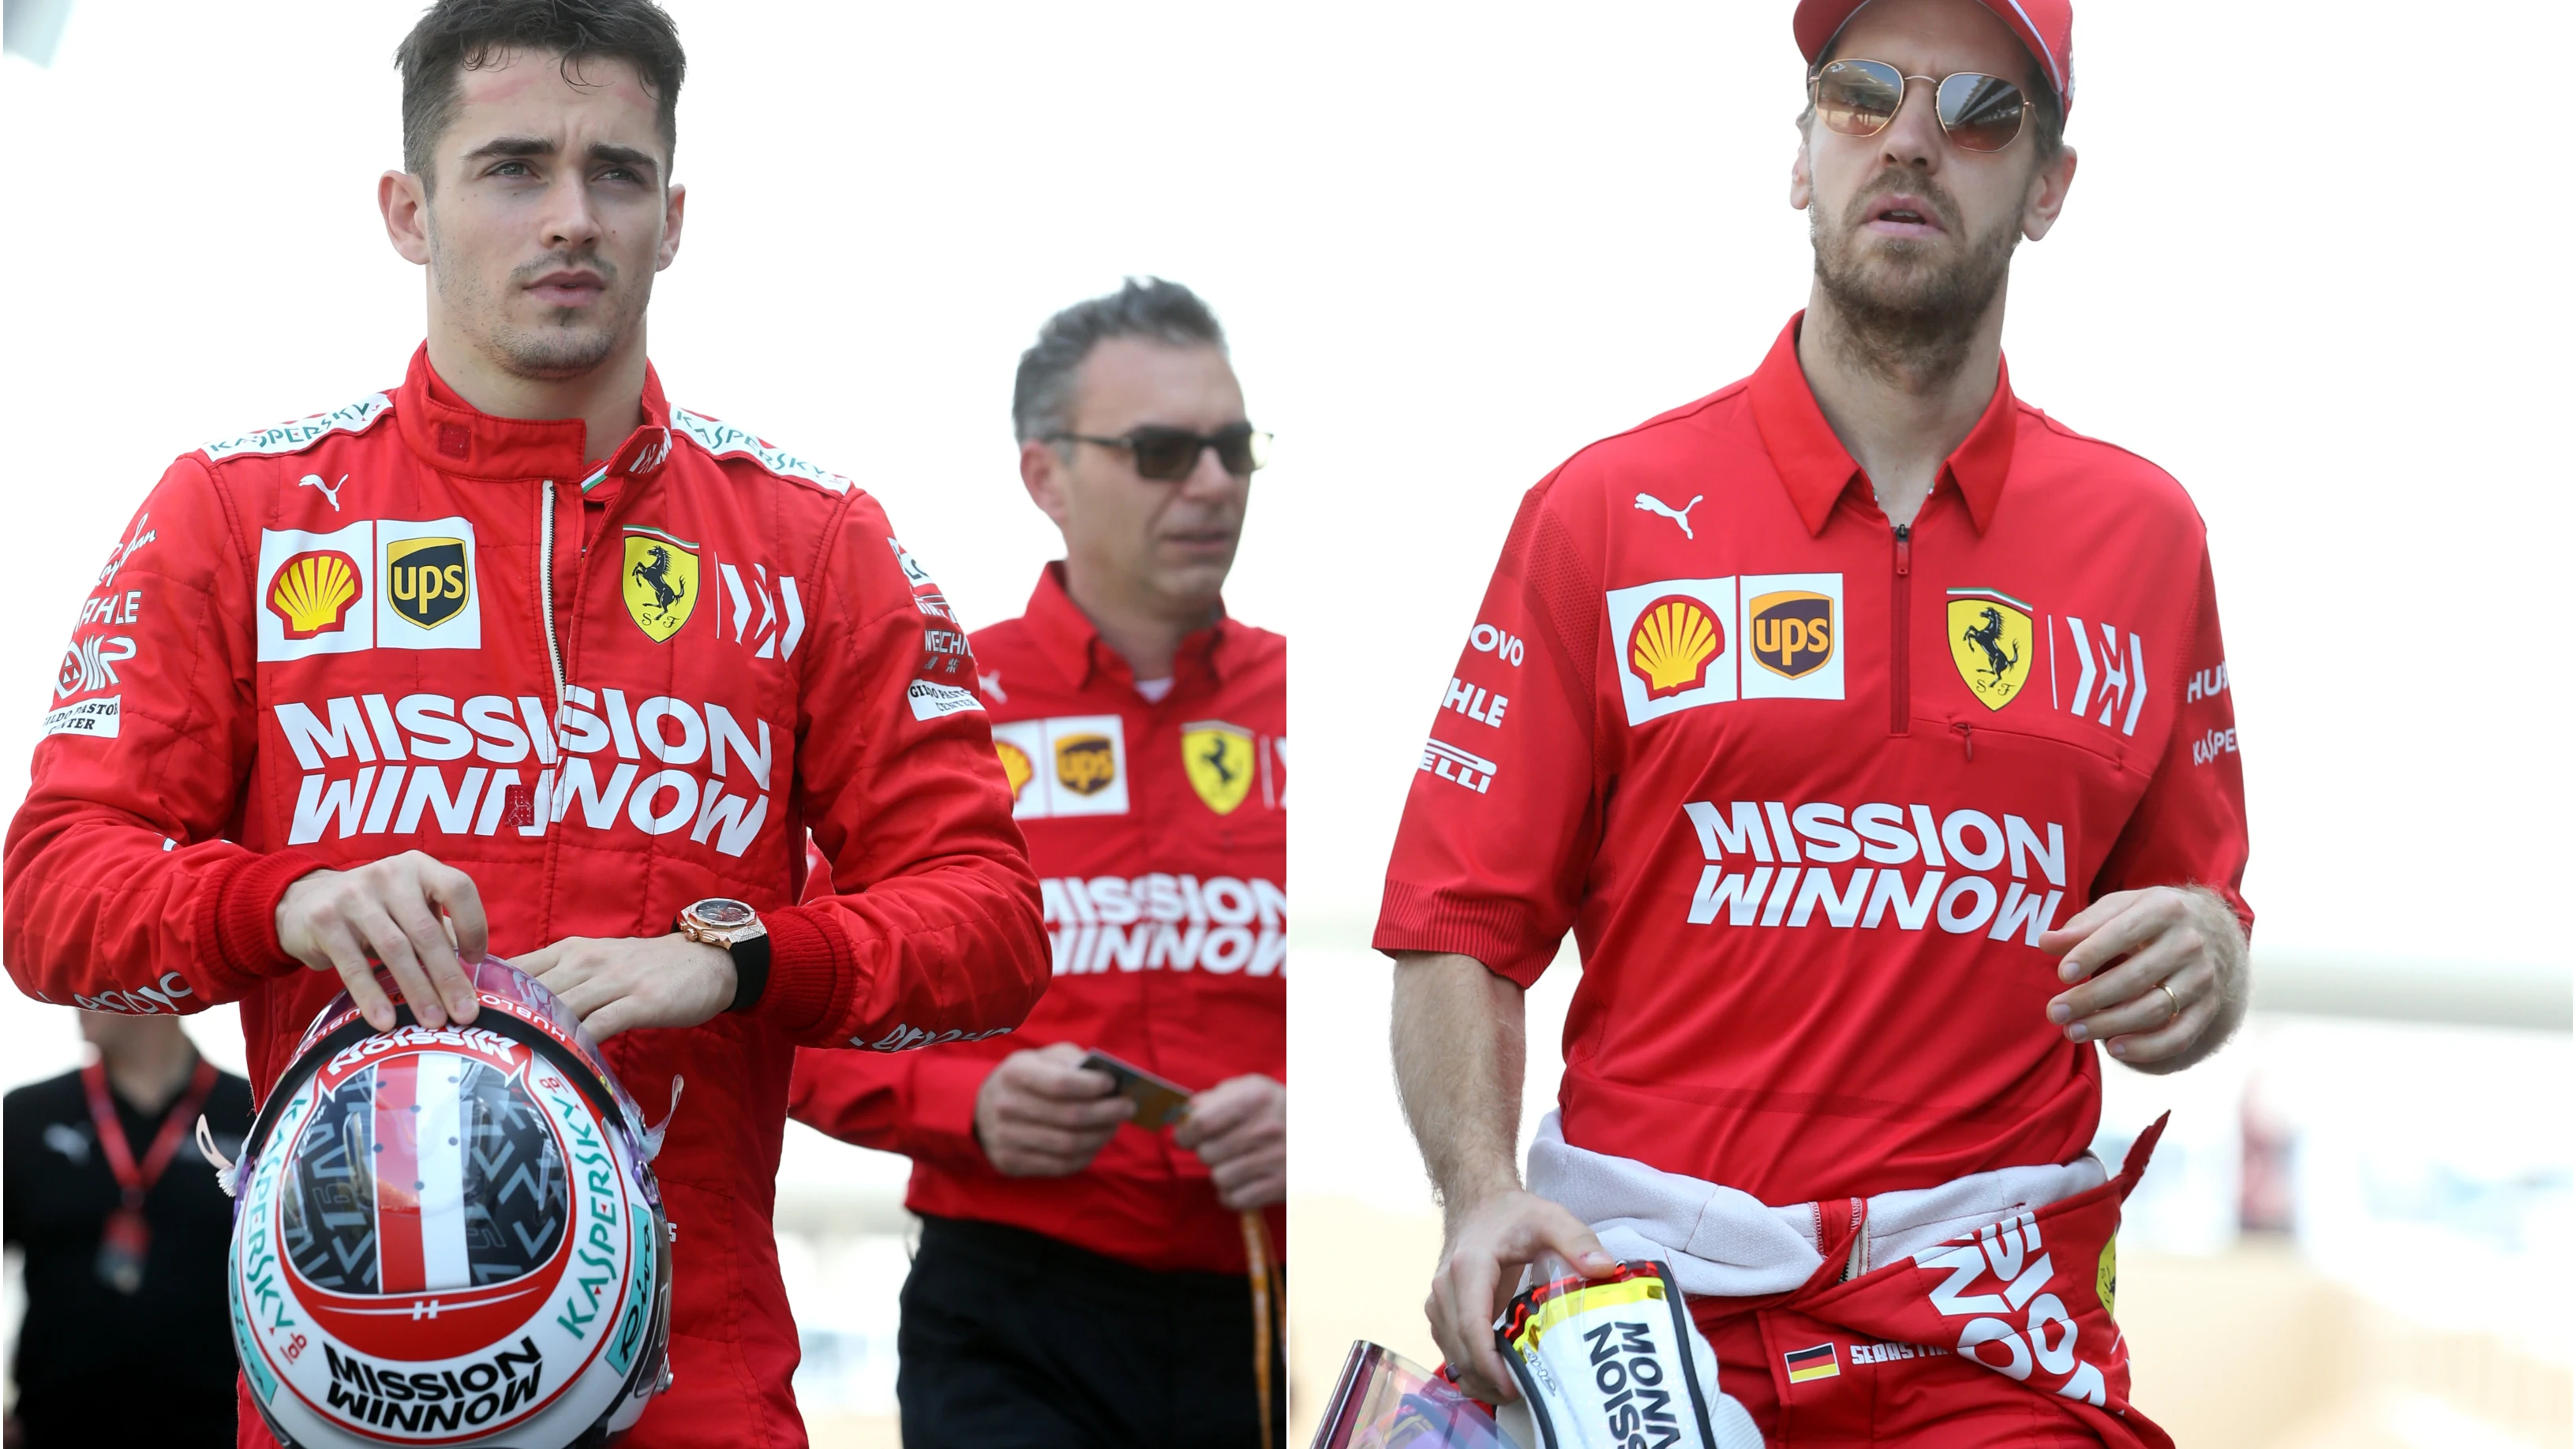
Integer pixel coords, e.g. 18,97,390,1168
2,6,1046,1445
1381,1,2249,1443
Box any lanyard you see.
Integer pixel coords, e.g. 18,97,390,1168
1241,1208,1279,1449
81,1054,217,1211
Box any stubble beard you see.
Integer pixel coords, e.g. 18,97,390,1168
430,228,646,381
1810,171,2020,391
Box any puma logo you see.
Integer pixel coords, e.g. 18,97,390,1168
298,474,347,511
1634,492,1703,539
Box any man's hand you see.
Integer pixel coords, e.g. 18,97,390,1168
1428,1189,1617,1403
2041,885,2248,1072
1172,1073,1284,1210
515,935,736,1042
275,852,489,1032
972,1043,1134,1177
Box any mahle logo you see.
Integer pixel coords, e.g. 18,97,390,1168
268,552,362,639
1627,596,1724,699
384,537,468,629
1747,590,1834,679
1054,734,1117,796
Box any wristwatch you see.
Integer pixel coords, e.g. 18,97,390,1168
675,898,771,1013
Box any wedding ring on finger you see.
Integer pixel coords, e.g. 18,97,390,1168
2157,982,2181,1023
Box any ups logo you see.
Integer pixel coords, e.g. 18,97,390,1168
1054,734,1117,796
1747,590,1834,679
385,537,470,629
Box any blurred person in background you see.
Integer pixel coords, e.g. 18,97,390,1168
4,1012,251,1447
791,278,1287,1449
0,1,1049,1443
1380,0,2248,1443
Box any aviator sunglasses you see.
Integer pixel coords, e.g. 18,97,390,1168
1049,422,1272,481
1809,58,2030,153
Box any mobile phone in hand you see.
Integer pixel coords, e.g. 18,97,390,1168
1078,1050,1195,1129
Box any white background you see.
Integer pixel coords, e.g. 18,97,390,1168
2,0,2567,1073
2,2,2570,1417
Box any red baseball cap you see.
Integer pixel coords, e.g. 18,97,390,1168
1794,0,2073,114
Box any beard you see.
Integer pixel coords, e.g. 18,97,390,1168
431,236,647,380
1810,170,2020,388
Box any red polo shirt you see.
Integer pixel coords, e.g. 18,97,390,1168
792,565,1287,1273
1376,315,2250,1204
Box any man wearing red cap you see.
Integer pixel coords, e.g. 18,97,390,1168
1383,0,2243,1443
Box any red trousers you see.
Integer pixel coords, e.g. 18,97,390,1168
1695,1309,2105,1446
1681,1118,2176,1448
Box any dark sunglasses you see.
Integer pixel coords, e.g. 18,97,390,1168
1050,424,1271,481
1809,58,2029,154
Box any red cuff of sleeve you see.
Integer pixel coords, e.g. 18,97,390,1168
751,905,845,1038
902,1050,997,1163
198,850,330,995
1373,880,1557,987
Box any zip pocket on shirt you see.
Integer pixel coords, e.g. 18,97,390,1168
1889,523,1911,737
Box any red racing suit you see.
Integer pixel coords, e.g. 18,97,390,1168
791,564,1287,1275
4,348,1050,1448
1376,315,2249,1438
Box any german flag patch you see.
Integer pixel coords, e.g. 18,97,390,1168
1784,1342,1840,1383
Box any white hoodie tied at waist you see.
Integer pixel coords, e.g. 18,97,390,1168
1524,1110,2107,1298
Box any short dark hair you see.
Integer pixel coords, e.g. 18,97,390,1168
1013,278,1229,444
1802,38,2065,165
395,0,687,186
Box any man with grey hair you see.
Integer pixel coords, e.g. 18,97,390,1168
793,278,1287,1447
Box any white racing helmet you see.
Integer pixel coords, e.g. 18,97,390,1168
219,957,675,1447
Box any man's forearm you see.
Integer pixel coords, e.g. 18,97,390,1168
1391,951,1527,1232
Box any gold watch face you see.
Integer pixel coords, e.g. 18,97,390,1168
691,898,756,931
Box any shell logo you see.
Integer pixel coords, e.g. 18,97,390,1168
994,739,1034,802
266,550,363,639
1627,595,1723,699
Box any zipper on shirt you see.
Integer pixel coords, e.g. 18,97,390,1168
1889,522,1911,736
539,479,567,710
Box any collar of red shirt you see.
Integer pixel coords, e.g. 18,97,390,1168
1744,312,2017,537
392,343,677,498
1017,562,1237,695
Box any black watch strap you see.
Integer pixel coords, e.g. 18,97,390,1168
724,930,772,1014
676,912,773,1015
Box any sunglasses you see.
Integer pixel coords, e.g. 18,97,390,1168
1051,423,1271,481
1809,58,2029,154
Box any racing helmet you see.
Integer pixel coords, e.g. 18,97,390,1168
219,957,674,1448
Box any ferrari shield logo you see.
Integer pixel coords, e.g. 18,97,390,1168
622,527,698,642
1181,721,1256,815
1947,589,2033,710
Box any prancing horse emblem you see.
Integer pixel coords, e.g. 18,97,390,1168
1961,605,2020,688
1945,590,2033,710
1634,492,1704,539
620,528,700,642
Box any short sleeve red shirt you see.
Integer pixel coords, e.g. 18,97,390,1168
792,565,1286,1273
1375,315,2251,1204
